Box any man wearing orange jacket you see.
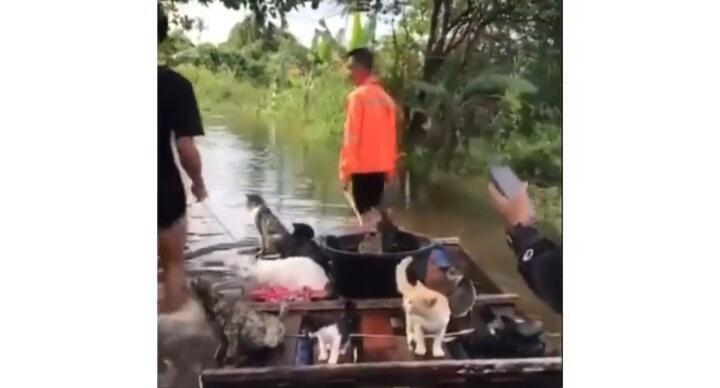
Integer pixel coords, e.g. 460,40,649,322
340,48,398,223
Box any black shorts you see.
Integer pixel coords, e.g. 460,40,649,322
351,172,386,214
158,176,187,229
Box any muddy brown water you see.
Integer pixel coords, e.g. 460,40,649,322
190,123,560,333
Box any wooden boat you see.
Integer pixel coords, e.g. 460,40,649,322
192,236,562,388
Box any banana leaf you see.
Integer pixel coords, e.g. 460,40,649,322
348,12,365,50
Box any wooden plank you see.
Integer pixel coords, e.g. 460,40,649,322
435,236,462,245
389,315,415,362
393,335,415,362
240,294,518,313
359,310,397,362
201,357,562,387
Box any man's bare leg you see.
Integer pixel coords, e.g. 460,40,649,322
158,217,188,313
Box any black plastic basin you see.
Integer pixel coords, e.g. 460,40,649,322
319,231,437,298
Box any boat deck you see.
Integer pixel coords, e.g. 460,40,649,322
178,202,562,387
196,241,561,387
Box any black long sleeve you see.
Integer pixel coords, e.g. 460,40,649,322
507,225,562,314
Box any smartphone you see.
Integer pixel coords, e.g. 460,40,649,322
489,164,525,199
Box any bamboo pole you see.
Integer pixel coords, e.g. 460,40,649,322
342,189,364,225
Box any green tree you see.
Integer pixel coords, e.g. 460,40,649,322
223,17,263,49
159,30,195,64
163,0,319,25
195,18,206,42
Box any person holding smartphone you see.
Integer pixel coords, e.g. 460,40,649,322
488,180,562,314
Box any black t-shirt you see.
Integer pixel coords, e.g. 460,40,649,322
157,66,203,224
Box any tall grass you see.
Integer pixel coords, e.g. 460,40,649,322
175,64,266,121
277,70,349,145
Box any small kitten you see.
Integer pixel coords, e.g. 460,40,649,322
192,278,287,367
246,193,292,257
236,254,330,292
396,256,451,357
357,232,382,254
357,208,399,254
290,222,315,244
303,300,360,364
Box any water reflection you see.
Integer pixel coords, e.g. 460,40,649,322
197,127,351,242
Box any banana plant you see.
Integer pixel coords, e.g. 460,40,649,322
348,12,365,50
404,61,538,175
408,68,537,138
311,19,347,62
347,10,378,50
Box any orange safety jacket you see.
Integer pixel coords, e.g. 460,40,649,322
339,76,398,182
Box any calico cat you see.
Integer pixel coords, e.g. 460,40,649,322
431,264,476,318
303,300,360,364
246,193,292,257
191,277,287,367
396,256,451,357
235,254,330,292
445,268,476,318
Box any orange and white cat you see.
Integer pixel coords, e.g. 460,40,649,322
395,256,451,357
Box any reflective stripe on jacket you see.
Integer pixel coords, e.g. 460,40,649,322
339,77,398,181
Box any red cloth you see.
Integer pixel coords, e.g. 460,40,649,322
249,286,327,302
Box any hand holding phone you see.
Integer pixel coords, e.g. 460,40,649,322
489,165,525,199
488,165,536,226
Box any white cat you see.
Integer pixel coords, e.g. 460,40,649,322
396,256,451,357
236,255,330,291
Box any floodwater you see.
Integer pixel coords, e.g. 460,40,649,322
192,121,561,333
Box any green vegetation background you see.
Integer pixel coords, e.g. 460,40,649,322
160,1,562,232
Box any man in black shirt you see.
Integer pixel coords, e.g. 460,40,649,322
158,5,207,313
488,182,562,314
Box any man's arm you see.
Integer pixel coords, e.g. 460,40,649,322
488,183,562,313
507,225,563,314
339,94,363,185
172,76,207,201
176,137,203,185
